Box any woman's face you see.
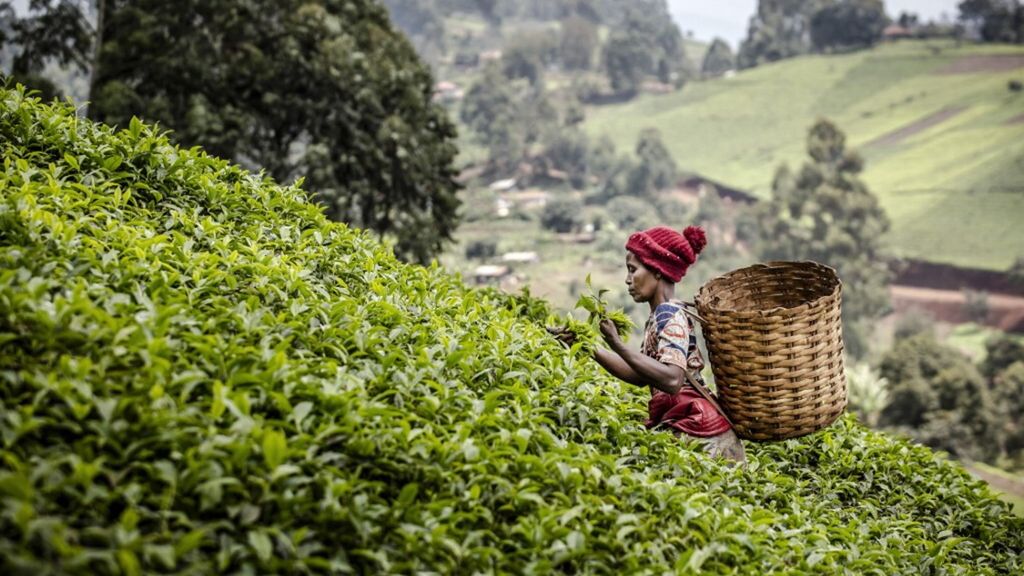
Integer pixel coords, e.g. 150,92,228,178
625,252,659,303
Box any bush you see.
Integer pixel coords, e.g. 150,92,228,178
539,195,584,233
465,239,497,260
964,289,990,324
894,308,936,341
1,88,1022,574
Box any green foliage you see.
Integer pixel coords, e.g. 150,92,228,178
628,128,677,198
0,0,92,79
539,195,584,233
958,0,1024,43
3,88,1024,573
739,0,832,68
810,0,889,52
461,63,556,174
582,40,1024,270
754,119,891,357
845,363,889,427
879,334,1006,462
83,0,461,264
601,1,687,95
894,309,937,342
560,15,598,71
702,38,735,77
605,196,657,230
981,332,1024,379
574,274,634,339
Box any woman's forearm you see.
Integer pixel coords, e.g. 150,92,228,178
593,348,647,387
611,344,685,395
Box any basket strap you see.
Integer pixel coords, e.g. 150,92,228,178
680,302,706,325
683,369,735,430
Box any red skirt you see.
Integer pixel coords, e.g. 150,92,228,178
645,387,731,438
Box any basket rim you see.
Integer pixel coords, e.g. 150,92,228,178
695,260,841,317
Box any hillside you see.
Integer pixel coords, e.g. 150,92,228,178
584,40,1024,271
2,88,1023,573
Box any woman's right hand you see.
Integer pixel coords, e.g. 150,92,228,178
546,326,577,348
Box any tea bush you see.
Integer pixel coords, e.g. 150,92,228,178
1,87,1022,574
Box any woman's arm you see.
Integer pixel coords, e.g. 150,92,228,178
600,320,686,395
593,348,648,387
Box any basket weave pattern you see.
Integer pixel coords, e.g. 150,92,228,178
695,261,846,441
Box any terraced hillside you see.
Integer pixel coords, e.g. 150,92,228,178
585,41,1024,270
2,88,1023,573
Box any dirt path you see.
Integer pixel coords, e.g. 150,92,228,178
890,285,1024,332
935,54,1024,75
965,464,1024,499
866,106,967,147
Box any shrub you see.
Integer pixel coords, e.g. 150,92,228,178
539,195,584,233
1,87,1022,574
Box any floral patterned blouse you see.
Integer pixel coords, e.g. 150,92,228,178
640,300,705,381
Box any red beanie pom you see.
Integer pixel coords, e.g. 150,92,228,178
683,226,707,255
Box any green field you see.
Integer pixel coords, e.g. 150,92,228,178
583,40,1024,270
968,462,1024,517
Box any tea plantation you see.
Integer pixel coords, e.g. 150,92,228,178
1,88,1022,574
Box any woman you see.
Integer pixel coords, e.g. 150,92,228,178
594,225,745,463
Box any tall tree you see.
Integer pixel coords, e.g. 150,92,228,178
754,119,891,357
560,14,598,70
958,0,1023,43
811,0,889,52
44,0,458,264
602,1,687,95
738,0,834,69
627,128,677,197
702,38,735,77
0,0,93,98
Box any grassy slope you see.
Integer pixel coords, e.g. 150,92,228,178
583,40,1024,270
4,88,1024,574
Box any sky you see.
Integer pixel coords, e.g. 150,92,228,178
667,0,963,48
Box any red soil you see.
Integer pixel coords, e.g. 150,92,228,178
935,54,1024,75
866,106,967,148
889,285,1024,332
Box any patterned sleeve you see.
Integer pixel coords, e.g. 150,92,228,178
652,302,705,373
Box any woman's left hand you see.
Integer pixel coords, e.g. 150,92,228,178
599,318,622,347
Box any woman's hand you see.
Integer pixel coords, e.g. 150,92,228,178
546,326,577,348
599,318,622,348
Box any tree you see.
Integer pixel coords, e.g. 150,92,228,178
702,38,735,77
980,333,1024,378
958,0,1023,43
878,334,1005,462
754,119,891,357
602,1,687,95
0,0,93,99
738,0,834,69
540,195,585,233
2,0,462,264
382,0,447,62
602,32,650,95
537,129,590,189
461,61,556,175
627,128,677,198
810,0,888,52
560,15,598,70
606,195,657,230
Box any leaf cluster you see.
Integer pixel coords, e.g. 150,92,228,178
1,88,1022,574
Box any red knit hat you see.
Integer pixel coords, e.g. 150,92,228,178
625,225,707,283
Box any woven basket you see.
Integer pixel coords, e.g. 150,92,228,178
694,261,846,441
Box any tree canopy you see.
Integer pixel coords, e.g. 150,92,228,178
1,0,462,264
754,119,891,357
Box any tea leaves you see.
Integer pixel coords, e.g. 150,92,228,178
1,87,1022,574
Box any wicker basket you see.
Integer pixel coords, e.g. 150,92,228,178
694,261,846,441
